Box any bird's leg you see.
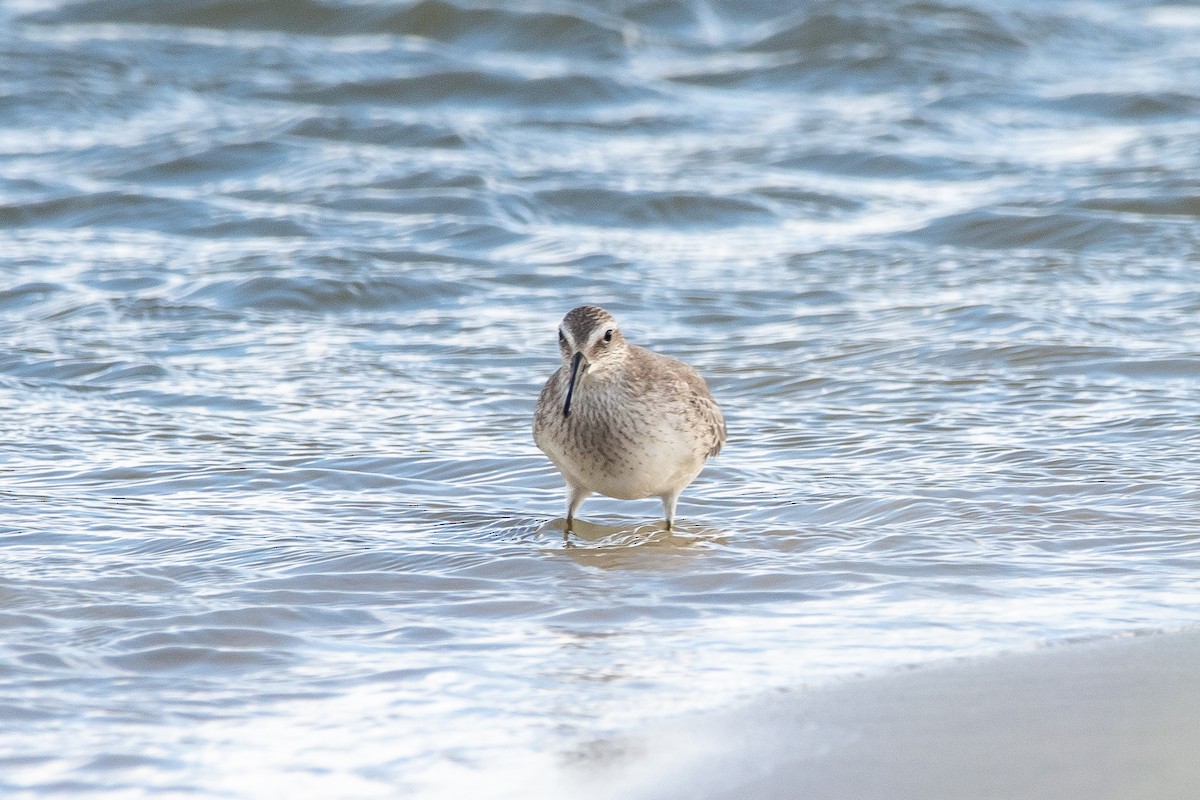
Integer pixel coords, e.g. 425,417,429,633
566,485,590,532
661,491,680,532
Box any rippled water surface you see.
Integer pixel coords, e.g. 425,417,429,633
2,0,1199,796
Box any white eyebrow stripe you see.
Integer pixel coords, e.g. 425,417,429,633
585,328,609,349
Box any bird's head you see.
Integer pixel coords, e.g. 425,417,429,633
557,305,627,417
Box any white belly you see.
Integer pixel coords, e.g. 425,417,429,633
540,418,705,501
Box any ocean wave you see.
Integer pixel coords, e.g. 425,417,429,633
533,187,774,228
908,208,1153,250
1050,91,1200,119
113,141,292,183
1078,196,1200,218
287,117,467,148
184,274,465,312
263,70,650,107
0,192,208,232
36,0,630,59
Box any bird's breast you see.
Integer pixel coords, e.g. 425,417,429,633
537,384,706,500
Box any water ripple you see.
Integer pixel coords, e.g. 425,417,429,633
3,0,1200,797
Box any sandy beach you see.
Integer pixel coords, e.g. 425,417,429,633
569,628,1200,800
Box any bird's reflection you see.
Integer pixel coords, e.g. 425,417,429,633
538,517,729,568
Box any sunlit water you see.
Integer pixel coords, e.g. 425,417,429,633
2,0,1199,796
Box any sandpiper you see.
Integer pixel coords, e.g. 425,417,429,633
533,306,726,530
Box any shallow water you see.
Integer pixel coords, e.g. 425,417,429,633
2,0,1199,796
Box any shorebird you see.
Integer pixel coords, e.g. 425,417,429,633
533,306,726,530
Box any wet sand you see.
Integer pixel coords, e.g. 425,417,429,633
572,628,1200,800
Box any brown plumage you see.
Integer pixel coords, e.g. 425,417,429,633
533,306,725,530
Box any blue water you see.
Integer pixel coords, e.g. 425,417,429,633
2,0,1199,796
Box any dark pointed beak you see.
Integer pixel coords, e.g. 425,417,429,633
563,352,584,417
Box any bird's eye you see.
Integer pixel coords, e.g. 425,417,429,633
558,330,566,343
603,329,613,343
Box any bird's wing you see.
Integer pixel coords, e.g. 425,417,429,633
674,371,726,459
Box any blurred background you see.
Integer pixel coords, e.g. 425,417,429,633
1,0,1198,796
